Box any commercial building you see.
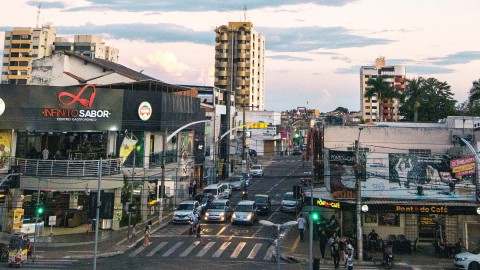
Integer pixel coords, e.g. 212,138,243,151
214,21,265,111
1,25,57,84
311,119,480,250
360,57,406,122
53,35,119,62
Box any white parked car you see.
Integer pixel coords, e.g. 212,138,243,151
250,165,264,177
280,191,303,213
454,248,480,270
173,200,200,224
21,218,44,235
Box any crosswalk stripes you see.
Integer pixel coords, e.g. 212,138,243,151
146,242,167,257
129,239,277,261
162,241,183,257
213,241,230,258
230,242,246,258
21,258,79,269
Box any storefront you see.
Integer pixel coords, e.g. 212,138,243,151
0,82,205,232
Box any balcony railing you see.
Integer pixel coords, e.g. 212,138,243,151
11,158,122,177
149,150,178,168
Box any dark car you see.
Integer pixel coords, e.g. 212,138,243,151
193,193,215,215
292,147,302,155
253,194,271,215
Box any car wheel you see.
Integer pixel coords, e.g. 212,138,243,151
469,262,480,270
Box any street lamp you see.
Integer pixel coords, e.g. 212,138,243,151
260,220,298,270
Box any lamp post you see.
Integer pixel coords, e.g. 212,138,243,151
241,105,258,172
355,127,364,262
259,220,298,270
125,131,138,236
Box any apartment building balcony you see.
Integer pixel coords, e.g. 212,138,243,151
10,48,33,54
216,71,227,76
215,61,228,67
236,89,249,95
8,66,30,71
7,74,28,80
215,79,228,85
215,53,228,58
237,44,247,49
216,35,228,41
235,97,250,104
215,43,228,50
237,53,247,58
11,158,122,178
236,79,249,86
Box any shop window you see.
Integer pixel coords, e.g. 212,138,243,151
378,213,400,226
364,213,378,224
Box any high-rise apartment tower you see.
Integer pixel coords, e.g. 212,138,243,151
214,22,265,111
360,57,406,122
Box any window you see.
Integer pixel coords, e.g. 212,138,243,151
409,149,431,155
3,54,9,58
17,79,27,85
20,44,30,49
19,61,29,66
378,213,400,226
365,106,370,109
364,213,377,224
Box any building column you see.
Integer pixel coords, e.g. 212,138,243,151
69,192,79,210
112,188,122,230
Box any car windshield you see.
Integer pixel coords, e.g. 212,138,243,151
177,204,194,210
235,205,253,212
203,189,217,195
255,196,268,203
209,203,225,210
251,165,261,170
283,193,294,200
227,177,242,182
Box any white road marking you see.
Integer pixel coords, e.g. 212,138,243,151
264,245,274,261
146,242,167,257
247,243,262,259
213,241,231,258
163,241,184,257
230,242,246,258
180,241,199,257
196,241,215,257
129,245,146,257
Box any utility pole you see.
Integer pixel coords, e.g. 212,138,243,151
241,104,258,173
159,129,167,224
355,127,364,262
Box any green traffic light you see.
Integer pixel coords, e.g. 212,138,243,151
311,212,319,220
37,207,44,215
294,133,300,138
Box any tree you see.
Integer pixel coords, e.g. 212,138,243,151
333,107,349,114
364,76,399,121
465,79,480,116
399,77,425,122
399,77,456,122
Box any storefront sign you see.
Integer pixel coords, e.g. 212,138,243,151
450,156,475,168
365,204,478,215
43,85,112,122
329,150,356,165
394,205,449,214
138,101,152,121
315,198,341,209
452,163,475,173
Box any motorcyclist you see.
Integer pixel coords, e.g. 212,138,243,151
241,185,248,200
383,242,393,264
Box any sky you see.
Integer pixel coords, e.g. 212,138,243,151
1,0,480,112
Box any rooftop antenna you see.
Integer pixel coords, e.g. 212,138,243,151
243,5,247,22
36,2,42,27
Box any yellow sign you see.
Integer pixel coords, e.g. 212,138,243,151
315,199,341,209
13,208,24,230
0,130,12,170
452,163,475,173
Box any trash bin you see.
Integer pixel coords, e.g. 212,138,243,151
313,258,320,270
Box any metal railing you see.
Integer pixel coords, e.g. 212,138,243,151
149,150,177,168
11,158,122,177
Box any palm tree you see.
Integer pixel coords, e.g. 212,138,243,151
403,77,425,122
364,76,398,121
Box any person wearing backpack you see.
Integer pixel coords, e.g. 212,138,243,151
344,250,354,270
331,238,341,269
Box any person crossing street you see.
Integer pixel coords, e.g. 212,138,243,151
297,214,306,241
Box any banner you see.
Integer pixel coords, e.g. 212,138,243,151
328,150,356,198
119,136,138,165
0,130,11,171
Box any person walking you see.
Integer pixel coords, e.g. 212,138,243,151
297,214,306,241
344,251,354,270
319,229,328,261
331,238,341,269
143,225,151,246
129,223,137,244
195,222,204,246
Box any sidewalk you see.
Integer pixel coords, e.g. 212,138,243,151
0,213,173,259
279,224,454,269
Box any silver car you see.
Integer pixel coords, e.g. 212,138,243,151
280,191,303,213
250,165,264,177
173,200,199,224
225,175,246,190
231,200,257,225
204,199,233,222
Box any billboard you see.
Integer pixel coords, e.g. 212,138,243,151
328,150,357,198
361,153,476,201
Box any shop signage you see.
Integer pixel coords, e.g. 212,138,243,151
138,101,152,121
42,84,112,122
315,198,341,209
366,204,478,215
394,205,449,214
329,150,356,165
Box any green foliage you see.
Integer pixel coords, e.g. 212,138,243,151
399,77,457,122
365,76,401,121
333,107,349,114
463,79,480,116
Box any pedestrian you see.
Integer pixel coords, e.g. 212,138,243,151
129,223,137,243
25,236,34,263
297,214,306,241
148,220,152,230
319,229,328,260
195,222,204,245
143,225,151,246
192,181,198,198
188,182,193,199
331,238,341,269
91,218,96,232
344,250,354,270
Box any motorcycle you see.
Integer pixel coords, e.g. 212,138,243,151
382,253,394,269
0,243,8,262
241,190,248,200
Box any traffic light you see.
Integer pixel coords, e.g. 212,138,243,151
294,133,300,138
36,205,44,215
293,185,302,199
311,212,319,221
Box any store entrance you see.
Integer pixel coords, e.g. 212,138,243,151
418,214,444,242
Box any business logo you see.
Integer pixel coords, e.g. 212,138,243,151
0,98,5,116
138,102,152,121
42,84,111,122
58,84,96,107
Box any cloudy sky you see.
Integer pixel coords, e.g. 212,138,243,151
1,0,480,112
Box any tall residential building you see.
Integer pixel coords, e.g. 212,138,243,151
214,21,265,111
1,25,56,84
360,57,406,122
54,35,119,62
